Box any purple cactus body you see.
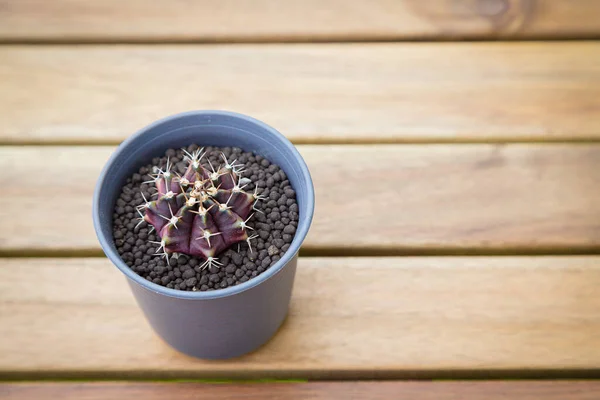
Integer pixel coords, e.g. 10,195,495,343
140,150,260,267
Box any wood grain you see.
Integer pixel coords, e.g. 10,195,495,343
0,257,599,378
0,0,599,42
1,145,599,254
2,381,600,400
1,43,599,144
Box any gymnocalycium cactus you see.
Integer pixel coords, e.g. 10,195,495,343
137,148,265,269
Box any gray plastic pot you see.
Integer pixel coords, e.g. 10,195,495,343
92,111,314,359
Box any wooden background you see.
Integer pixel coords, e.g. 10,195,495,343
1,0,599,398
1,0,600,42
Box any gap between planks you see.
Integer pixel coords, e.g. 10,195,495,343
4,370,600,382
3,137,600,147
4,37,600,45
3,246,600,259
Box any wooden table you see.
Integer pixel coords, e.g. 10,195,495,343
1,1,600,398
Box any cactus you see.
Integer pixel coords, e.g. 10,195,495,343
137,149,266,269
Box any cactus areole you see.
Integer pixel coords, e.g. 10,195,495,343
139,149,265,269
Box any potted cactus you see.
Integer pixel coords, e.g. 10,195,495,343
93,111,315,359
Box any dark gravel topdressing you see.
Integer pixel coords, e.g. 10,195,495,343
113,144,298,291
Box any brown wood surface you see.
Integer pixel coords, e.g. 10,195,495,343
2,381,600,400
1,4,599,386
1,256,599,378
1,0,599,42
1,43,599,144
1,145,599,254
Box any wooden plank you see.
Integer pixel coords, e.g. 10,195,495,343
1,145,599,254
2,382,600,400
1,43,599,144
0,257,599,378
1,1,600,42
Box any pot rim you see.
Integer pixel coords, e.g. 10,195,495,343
92,110,315,300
